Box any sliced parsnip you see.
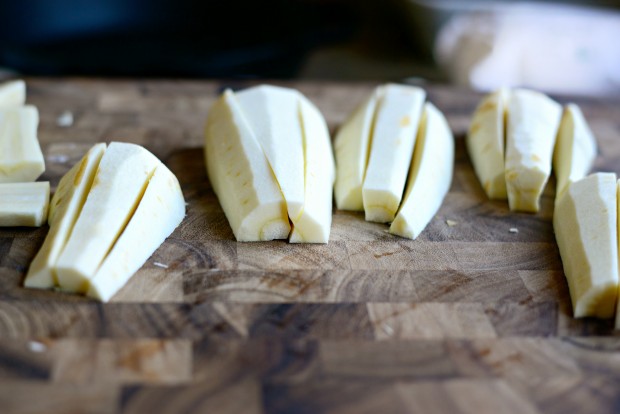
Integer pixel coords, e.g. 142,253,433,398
236,85,305,221
0,182,49,227
553,104,597,201
362,84,426,223
505,89,562,212
334,88,382,211
0,106,45,183
204,90,290,242
554,173,618,318
289,96,335,243
55,142,160,292
0,80,26,108
467,88,508,199
25,143,106,289
87,164,185,301
390,103,454,239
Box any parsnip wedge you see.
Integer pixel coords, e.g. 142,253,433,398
362,84,426,223
55,142,161,293
334,88,382,211
236,85,305,221
0,182,49,227
390,103,454,239
87,163,185,301
505,89,562,212
0,80,26,108
204,90,290,242
467,88,508,199
553,104,597,201
289,96,335,243
0,105,45,183
554,173,618,318
25,143,106,289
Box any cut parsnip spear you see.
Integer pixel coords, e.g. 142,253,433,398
334,88,382,211
289,96,335,243
25,143,106,289
87,163,185,301
0,182,49,227
204,90,290,242
553,104,597,201
362,84,426,223
236,85,305,221
55,142,161,293
0,80,26,108
467,88,508,199
0,106,45,183
505,89,562,212
390,103,454,239
554,173,618,318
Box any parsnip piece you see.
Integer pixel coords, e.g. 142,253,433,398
87,163,185,301
0,182,49,227
553,104,597,201
334,88,382,210
204,90,290,241
467,88,508,199
362,84,426,223
0,106,45,183
55,142,160,292
554,173,618,318
390,103,454,239
0,80,26,108
289,96,335,243
236,85,305,221
505,89,562,212
25,144,106,289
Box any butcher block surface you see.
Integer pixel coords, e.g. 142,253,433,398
1,79,619,414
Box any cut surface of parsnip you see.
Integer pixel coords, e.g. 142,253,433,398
0,105,45,183
0,182,49,227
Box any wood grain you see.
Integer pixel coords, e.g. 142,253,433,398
0,79,619,413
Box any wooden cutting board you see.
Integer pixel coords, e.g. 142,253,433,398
1,79,619,414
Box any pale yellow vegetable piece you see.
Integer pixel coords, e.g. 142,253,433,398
25,143,106,289
289,96,335,243
553,103,597,201
0,182,49,227
334,87,382,211
390,103,454,239
236,85,305,221
505,89,562,212
467,88,508,199
0,80,26,108
0,105,45,183
55,142,160,293
554,173,618,318
87,163,185,301
204,90,290,242
362,84,426,223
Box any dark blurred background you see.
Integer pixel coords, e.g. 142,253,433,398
0,0,618,95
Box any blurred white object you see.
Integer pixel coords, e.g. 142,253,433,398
434,2,620,96
56,110,74,127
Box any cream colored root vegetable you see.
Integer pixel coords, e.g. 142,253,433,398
25,144,106,289
0,106,45,183
390,103,454,239
204,90,290,242
553,104,597,201
554,173,618,318
0,80,26,108
362,84,426,223
0,182,49,227
505,89,562,212
467,88,508,200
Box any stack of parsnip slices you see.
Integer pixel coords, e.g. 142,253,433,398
0,80,49,227
204,85,335,243
334,83,454,240
467,88,597,212
25,142,186,301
